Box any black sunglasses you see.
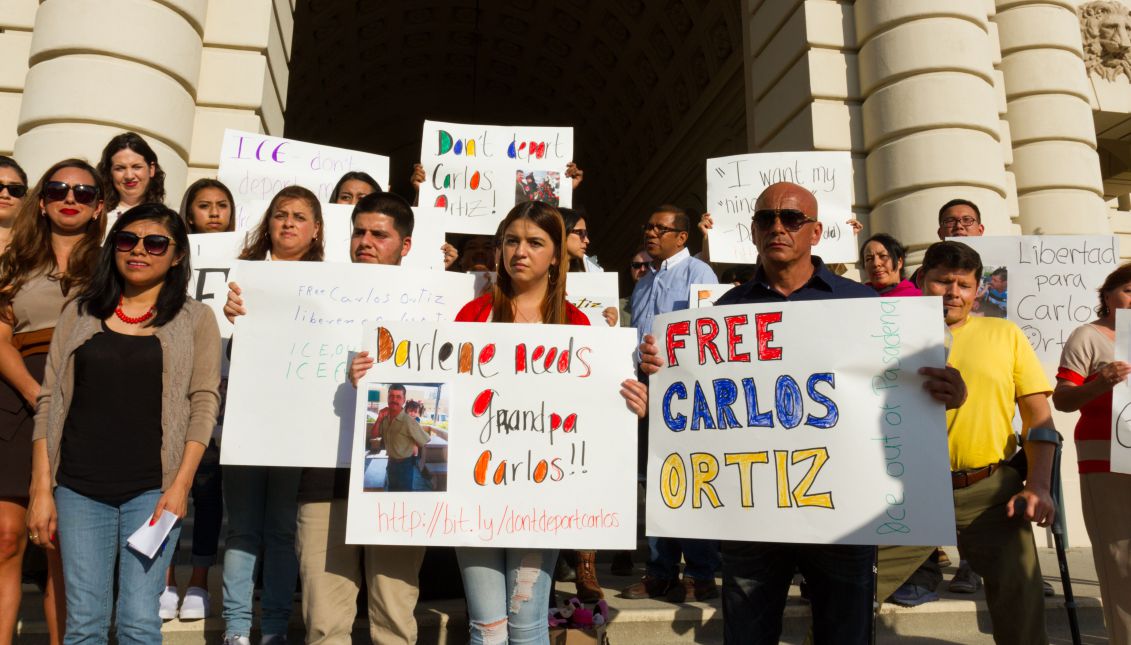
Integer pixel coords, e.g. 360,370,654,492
752,209,817,232
43,181,99,205
0,183,27,198
630,261,649,270
113,231,174,256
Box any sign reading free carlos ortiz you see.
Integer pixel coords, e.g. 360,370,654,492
648,298,957,546
346,321,639,548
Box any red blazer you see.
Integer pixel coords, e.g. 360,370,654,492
455,293,590,326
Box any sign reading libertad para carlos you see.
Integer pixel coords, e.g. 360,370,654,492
647,299,956,546
346,322,638,548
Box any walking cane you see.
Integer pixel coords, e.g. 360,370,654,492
1048,434,1082,645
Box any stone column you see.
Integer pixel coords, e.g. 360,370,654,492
13,0,205,200
855,1,1013,252
993,0,1108,234
0,1,38,156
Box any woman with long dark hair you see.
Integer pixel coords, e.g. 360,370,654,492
221,185,324,645
97,132,166,228
0,158,106,645
26,203,220,644
330,171,381,205
179,178,235,234
1053,263,1131,644
352,201,646,644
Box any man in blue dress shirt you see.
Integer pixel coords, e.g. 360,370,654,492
623,205,721,603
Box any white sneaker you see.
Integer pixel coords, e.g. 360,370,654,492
178,586,211,620
223,637,251,645
158,586,179,621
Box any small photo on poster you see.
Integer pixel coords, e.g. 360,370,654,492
515,170,561,206
973,266,1007,318
358,382,450,493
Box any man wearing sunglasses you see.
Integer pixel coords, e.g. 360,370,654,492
624,206,721,603
223,193,424,645
677,182,966,644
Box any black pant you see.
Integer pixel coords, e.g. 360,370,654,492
721,541,874,645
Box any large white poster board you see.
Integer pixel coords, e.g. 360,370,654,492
418,121,573,235
221,262,476,467
1111,309,1131,474
346,321,638,548
188,232,246,372
647,298,956,545
218,129,390,206
951,236,1118,367
707,152,857,264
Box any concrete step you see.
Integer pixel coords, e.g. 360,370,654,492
15,547,1109,644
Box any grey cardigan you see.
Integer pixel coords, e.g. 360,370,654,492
33,298,221,491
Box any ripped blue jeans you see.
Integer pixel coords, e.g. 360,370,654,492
456,548,557,644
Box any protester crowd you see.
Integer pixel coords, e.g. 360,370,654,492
0,129,1126,645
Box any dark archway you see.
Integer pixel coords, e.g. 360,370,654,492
285,0,746,268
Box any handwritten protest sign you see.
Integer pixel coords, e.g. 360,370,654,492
647,298,955,545
707,152,857,264
418,120,573,235
221,261,476,467
1110,310,1131,474
188,232,245,371
952,236,1118,366
345,321,638,548
689,284,733,309
218,129,390,206
565,272,619,327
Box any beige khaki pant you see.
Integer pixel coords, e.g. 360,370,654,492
296,499,426,644
877,466,1047,645
1080,471,1131,645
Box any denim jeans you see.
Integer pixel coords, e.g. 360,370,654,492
721,542,874,645
186,439,223,567
55,485,179,645
456,548,556,645
646,537,719,581
386,456,432,492
221,465,301,639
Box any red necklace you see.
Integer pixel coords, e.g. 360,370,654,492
114,297,155,325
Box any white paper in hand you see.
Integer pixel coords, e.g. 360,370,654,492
126,510,179,560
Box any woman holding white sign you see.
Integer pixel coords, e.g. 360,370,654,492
1053,263,1131,644
0,158,104,645
350,201,645,644
26,203,221,645
221,185,325,645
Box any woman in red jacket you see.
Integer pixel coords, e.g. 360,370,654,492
352,201,645,644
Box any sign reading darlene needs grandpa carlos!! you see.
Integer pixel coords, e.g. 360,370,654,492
345,322,638,548
950,236,1119,366
706,152,857,265
647,299,956,545
221,262,476,468
218,129,391,205
418,120,574,235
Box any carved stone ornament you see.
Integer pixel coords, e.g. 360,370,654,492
1081,0,1131,82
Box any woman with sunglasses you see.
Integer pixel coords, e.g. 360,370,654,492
220,185,323,645
179,179,235,234
0,157,28,254
155,182,234,621
351,201,646,644
0,158,106,645
26,203,220,645
97,132,166,230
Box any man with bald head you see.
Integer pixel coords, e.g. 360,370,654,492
709,182,966,644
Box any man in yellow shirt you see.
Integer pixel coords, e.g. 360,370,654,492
879,241,1057,644
372,384,433,491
